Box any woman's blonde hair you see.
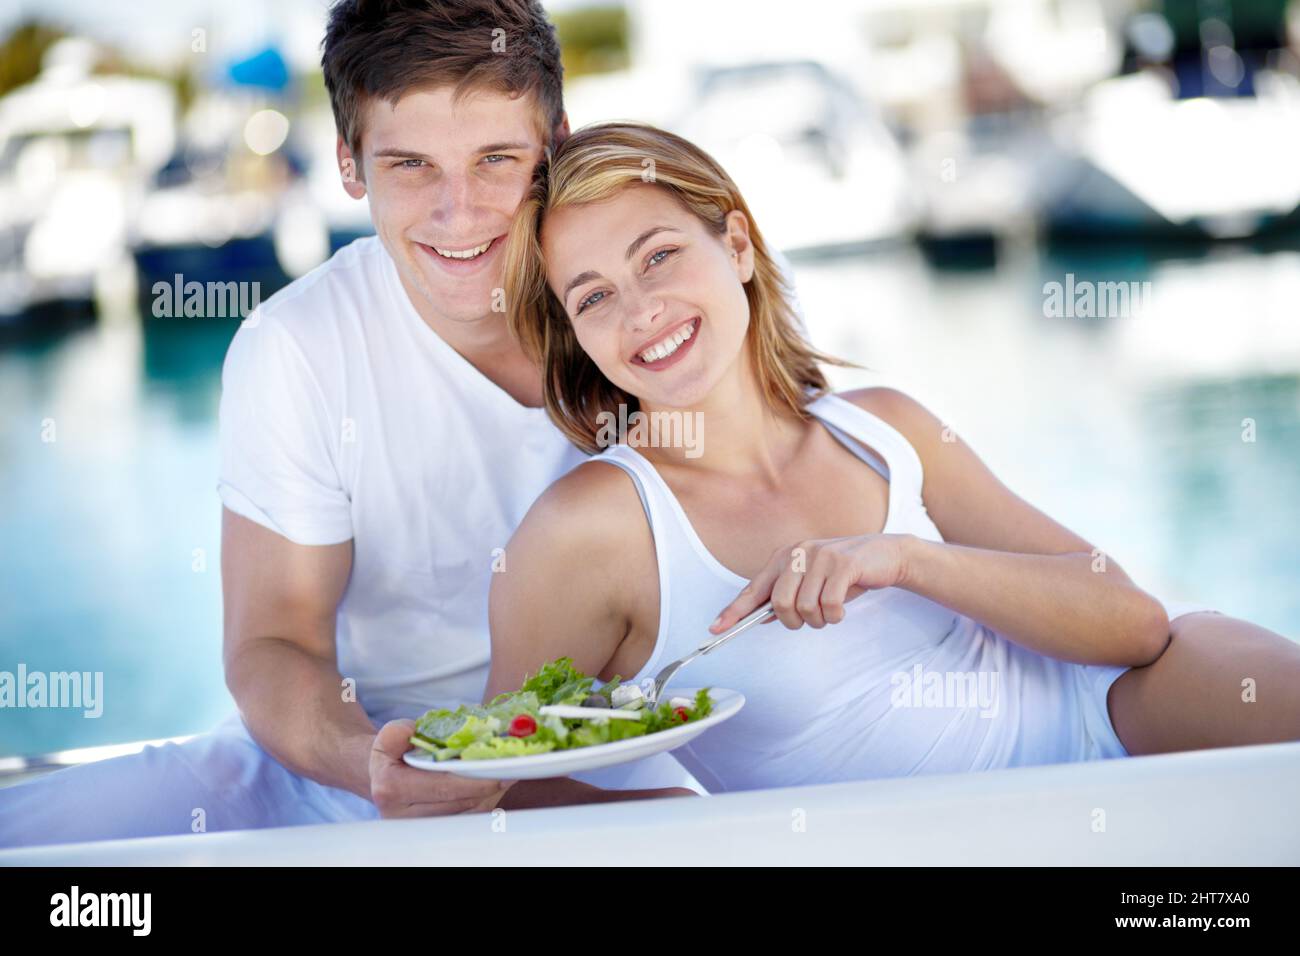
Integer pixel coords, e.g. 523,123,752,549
504,121,854,454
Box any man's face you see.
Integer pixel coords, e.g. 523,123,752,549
341,86,551,325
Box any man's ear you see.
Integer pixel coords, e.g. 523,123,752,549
553,112,572,148
725,209,755,282
337,135,366,199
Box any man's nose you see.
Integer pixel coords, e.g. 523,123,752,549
429,174,482,227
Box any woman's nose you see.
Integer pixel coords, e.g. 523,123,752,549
623,286,665,331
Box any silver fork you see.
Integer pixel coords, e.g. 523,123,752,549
640,601,775,707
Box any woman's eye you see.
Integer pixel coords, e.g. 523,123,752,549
647,247,678,268
483,154,511,164
576,290,607,314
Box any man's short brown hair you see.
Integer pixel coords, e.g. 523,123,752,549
322,0,565,155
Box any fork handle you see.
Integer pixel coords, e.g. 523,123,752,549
695,601,775,658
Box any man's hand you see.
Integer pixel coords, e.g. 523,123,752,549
497,778,697,810
369,720,513,818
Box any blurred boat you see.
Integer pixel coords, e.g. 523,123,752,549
672,60,917,256
0,38,174,323
1038,64,1300,239
127,45,376,321
129,135,296,317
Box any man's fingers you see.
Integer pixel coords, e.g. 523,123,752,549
381,797,494,818
374,718,419,761
373,719,507,808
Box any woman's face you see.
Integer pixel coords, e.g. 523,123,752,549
541,183,755,410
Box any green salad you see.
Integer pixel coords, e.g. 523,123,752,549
408,657,714,761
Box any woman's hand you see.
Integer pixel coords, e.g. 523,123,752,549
711,534,914,633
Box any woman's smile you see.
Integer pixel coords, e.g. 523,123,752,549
630,315,702,370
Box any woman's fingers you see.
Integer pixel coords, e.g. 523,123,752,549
713,541,869,633
819,565,859,625
710,547,787,632
770,563,807,629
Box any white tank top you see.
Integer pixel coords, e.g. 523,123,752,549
595,392,1107,792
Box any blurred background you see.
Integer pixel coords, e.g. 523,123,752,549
1,0,1298,764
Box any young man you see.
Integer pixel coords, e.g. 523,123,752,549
0,0,695,849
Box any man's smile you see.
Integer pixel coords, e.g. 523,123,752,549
414,235,507,274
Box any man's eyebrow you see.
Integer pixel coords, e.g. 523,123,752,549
372,147,433,161
371,141,533,161
562,226,684,305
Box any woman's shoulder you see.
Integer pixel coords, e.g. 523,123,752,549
835,385,924,421
834,387,943,445
512,456,652,557
831,387,949,484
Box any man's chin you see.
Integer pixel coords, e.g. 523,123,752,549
404,263,503,323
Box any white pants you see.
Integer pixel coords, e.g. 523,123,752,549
0,710,698,849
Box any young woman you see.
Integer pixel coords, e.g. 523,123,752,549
486,122,1300,792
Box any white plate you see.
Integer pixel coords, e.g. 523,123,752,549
402,688,744,780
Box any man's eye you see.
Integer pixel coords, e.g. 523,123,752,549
397,159,425,169
483,154,512,164
576,290,607,314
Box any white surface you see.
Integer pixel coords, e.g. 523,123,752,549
4,741,1297,866
403,689,744,780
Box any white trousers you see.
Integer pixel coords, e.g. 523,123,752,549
0,710,698,849
0,595,1220,849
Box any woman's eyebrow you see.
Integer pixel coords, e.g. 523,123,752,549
625,225,681,260
562,270,601,304
562,226,683,303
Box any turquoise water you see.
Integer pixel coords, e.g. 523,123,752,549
1,243,1298,758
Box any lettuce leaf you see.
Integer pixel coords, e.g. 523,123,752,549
520,657,594,705
568,717,650,748
460,735,557,760
442,714,501,750
410,659,715,763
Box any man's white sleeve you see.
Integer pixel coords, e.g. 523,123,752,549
217,316,353,546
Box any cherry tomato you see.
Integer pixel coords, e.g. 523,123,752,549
673,707,690,723
508,714,538,737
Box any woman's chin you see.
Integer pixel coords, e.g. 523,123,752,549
633,378,714,413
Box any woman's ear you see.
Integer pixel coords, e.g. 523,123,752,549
724,209,755,282
337,136,367,199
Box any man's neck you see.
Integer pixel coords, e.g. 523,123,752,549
400,274,545,409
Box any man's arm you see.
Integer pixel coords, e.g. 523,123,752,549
221,508,508,814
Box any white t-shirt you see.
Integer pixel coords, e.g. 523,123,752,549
218,236,588,724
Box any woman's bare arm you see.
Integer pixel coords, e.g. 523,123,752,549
844,387,1169,665
486,460,657,701
487,462,694,808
